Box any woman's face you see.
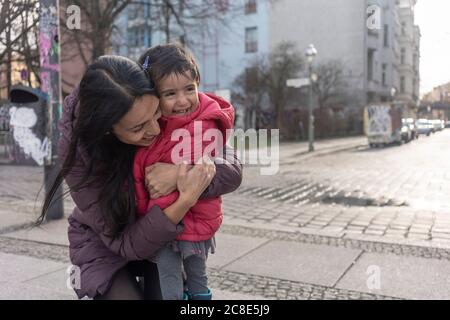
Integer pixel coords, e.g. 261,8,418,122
112,94,161,147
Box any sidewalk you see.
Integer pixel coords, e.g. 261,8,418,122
1,215,450,300
277,136,367,164
2,137,450,300
0,217,268,300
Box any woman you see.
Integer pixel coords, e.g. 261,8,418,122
38,55,242,300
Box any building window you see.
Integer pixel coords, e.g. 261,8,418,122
382,64,387,86
400,76,405,93
401,48,406,64
401,21,406,36
245,0,257,14
367,49,375,81
128,26,148,48
245,27,258,53
383,25,389,47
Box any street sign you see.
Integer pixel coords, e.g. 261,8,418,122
286,78,310,88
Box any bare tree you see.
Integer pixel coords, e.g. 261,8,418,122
0,0,40,97
313,59,350,109
141,0,244,46
232,59,267,130
60,0,133,67
58,0,133,92
265,42,304,130
233,42,304,131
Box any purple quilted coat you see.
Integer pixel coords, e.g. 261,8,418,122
60,87,242,299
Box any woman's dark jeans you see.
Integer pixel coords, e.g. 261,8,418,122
94,261,162,300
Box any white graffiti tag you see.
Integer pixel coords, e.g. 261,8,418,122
9,106,50,166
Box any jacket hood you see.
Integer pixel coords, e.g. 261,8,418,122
161,92,235,137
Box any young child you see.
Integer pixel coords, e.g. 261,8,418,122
133,43,234,300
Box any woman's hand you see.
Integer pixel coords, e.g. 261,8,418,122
177,158,216,207
145,163,186,199
162,158,216,225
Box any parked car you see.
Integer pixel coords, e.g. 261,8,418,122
446,121,450,128
416,119,433,136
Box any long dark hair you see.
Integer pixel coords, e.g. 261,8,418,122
38,55,155,237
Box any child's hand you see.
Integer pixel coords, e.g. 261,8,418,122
145,163,190,199
177,159,215,207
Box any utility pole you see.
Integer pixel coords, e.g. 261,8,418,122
305,44,318,152
39,0,64,220
5,0,12,96
308,62,315,152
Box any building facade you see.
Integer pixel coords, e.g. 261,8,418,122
206,0,420,107
113,0,421,122
112,0,153,62
422,82,450,103
396,0,421,112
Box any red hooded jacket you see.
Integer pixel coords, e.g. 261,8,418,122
133,92,235,241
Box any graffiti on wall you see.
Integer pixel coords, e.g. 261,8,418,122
0,103,50,166
9,106,50,166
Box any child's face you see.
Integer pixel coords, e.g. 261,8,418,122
157,72,199,117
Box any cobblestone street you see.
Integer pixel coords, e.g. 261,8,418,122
224,130,450,245
1,131,450,299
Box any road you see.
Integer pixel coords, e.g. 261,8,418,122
224,129,450,242
1,130,450,300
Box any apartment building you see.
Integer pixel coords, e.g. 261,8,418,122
113,0,420,115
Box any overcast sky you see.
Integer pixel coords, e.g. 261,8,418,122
415,0,450,95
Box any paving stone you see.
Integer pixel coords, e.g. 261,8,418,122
364,229,385,236
224,240,362,287
336,252,450,299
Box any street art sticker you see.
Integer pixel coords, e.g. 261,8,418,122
40,0,62,164
40,4,59,66
367,5,381,30
9,106,50,166
366,105,392,136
